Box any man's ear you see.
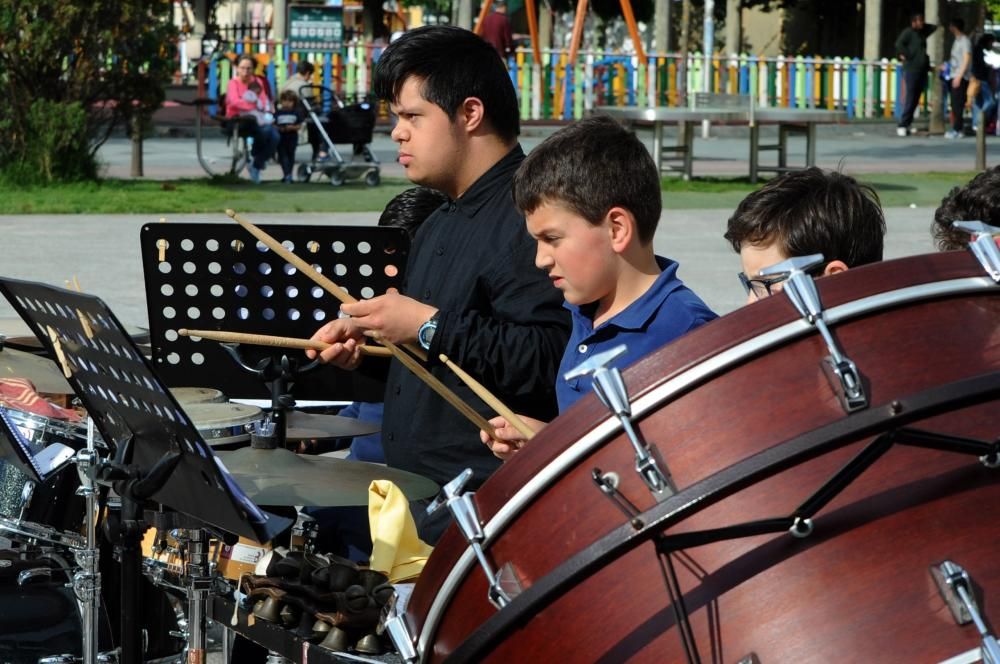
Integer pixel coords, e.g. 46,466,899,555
459,96,486,134
823,259,849,276
606,206,637,254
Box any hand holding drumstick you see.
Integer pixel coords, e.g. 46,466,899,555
480,414,547,461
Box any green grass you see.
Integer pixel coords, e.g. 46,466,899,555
0,176,414,214
0,171,981,214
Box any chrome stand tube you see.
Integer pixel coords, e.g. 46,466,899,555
74,417,102,664
185,529,211,664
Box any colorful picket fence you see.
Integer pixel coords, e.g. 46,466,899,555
197,40,922,122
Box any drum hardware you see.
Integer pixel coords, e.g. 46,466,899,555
219,343,321,451
427,469,519,610
591,470,644,530
954,221,1000,282
443,372,1000,663
74,418,103,664
760,254,868,413
380,592,419,663
931,560,1000,664
566,345,675,499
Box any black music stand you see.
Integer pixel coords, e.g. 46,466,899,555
139,223,409,402
0,276,295,663
0,276,291,542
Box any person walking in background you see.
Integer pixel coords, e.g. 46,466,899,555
940,17,972,139
971,33,999,135
895,12,936,137
480,0,513,62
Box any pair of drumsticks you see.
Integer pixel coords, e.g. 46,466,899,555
182,210,536,441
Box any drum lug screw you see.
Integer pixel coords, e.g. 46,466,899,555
890,401,903,415
789,517,813,538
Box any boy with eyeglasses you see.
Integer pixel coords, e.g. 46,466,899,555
724,167,886,303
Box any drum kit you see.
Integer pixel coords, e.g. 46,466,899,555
0,314,437,663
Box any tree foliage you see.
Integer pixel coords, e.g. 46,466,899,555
0,1,177,183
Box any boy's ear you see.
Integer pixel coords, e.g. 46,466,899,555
458,96,486,134
823,259,850,276
606,206,636,254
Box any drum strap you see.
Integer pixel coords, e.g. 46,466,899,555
444,371,1000,664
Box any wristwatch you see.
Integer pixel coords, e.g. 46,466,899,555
417,313,440,351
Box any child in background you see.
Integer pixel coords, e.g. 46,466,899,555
274,90,304,184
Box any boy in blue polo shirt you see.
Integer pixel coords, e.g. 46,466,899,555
481,115,716,459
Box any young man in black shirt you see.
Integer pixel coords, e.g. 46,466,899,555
310,26,570,543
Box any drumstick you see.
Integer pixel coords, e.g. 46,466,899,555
439,354,536,440
178,328,392,357
225,209,429,363
372,334,496,438
225,209,495,437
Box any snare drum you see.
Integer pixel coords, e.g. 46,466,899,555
0,409,90,548
404,252,1000,663
182,402,262,449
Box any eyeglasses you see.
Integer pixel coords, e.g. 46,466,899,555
738,272,791,299
738,261,828,300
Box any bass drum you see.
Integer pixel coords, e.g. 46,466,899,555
402,251,1000,663
0,551,113,663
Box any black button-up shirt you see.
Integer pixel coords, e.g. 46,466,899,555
380,146,570,542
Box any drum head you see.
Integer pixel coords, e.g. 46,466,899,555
182,402,262,446
170,387,225,405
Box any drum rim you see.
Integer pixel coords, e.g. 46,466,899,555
4,407,84,438
0,514,85,549
413,275,998,658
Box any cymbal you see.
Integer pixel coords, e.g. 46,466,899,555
284,411,380,442
216,447,439,507
0,346,73,395
2,322,150,355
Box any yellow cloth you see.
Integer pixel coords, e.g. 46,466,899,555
368,480,434,583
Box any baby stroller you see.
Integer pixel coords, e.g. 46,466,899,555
296,84,381,186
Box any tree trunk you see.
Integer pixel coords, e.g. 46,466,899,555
926,0,944,134
654,0,671,53
457,0,473,30
539,1,553,51
680,0,691,102
863,0,882,60
130,116,144,178
725,0,740,54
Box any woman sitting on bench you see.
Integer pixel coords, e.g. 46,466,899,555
226,54,279,183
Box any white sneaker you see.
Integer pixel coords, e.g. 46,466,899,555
943,130,961,139
896,127,908,137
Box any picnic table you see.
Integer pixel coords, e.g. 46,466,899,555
597,105,847,183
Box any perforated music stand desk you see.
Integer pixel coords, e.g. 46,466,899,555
139,224,409,402
0,277,291,543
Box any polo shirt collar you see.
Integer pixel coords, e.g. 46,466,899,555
453,144,525,218
567,256,685,333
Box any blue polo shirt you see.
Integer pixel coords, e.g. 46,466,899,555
556,256,717,411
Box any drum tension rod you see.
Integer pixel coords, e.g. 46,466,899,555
592,469,645,529
566,345,676,501
427,469,518,610
931,560,1000,664
954,221,1000,283
760,254,868,414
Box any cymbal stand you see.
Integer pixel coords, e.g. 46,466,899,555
185,528,212,664
220,344,320,449
73,416,102,664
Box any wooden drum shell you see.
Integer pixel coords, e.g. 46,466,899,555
406,252,1000,663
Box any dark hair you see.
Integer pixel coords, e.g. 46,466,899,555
279,89,298,103
372,25,519,142
378,186,449,238
512,115,661,245
725,168,886,267
976,33,995,50
910,12,924,22
296,60,314,76
932,166,1000,251
950,17,965,32
237,54,256,68
247,81,261,93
